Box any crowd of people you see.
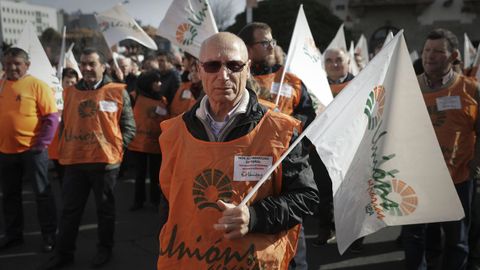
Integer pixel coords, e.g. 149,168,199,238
0,22,479,270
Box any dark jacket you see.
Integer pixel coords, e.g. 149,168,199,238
159,89,319,234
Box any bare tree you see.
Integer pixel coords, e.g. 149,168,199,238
208,0,239,31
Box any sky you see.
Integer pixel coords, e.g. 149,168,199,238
26,0,246,28
26,0,171,26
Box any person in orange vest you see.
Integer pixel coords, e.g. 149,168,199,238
311,47,358,251
169,60,204,117
156,32,318,270
238,22,317,268
0,47,59,253
48,67,79,186
403,28,480,270
38,48,136,270
128,70,168,211
324,48,355,97
238,22,316,125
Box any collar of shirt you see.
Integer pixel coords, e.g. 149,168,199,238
196,90,250,138
328,73,350,85
250,63,282,76
424,69,454,89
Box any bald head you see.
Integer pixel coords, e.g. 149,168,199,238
324,48,350,82
197,32,251,114
200,32,249,62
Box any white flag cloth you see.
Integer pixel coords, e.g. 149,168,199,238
326,23,347,52
95,4,158,50
303,31,464,254
355,34,369,68
284,5,333,111
57,26,67,82
381,31,394,50
410,50,419,63
64,43,82,80
157,0,218,58
349,40,360,76
16,22,60,89
464,33,476,69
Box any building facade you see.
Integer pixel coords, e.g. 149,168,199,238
326,0,480,56
0,0,60,45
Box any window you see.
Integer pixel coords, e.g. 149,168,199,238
336,4,346,10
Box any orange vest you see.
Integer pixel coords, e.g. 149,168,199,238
58,83,125,165
330,82,349,97
254,67,302,116
422,75,478,184
157,110,301,270
128,95,169,153
169,81,197,117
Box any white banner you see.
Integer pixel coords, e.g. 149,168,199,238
326,23,347,52
95,4,158,50
464,33,477,69
303,31,464,254
349,40,360,76
16,22,60,90
355,34,369,68
157,0,218,58
284,5,333,111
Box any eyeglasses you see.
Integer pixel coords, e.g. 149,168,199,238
252,39,277,48
199,60,247,73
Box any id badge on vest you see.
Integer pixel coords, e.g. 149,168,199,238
233,156,273,181
99,100,118,112
436,96,461,111
155,106,168,116
181,89,192,99
270,82,293,98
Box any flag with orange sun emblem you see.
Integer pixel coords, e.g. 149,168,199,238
302,31,464,254
157,0,218,58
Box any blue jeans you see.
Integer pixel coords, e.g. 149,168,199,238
289,225,308,270
403,179,474,270
0,149,57,239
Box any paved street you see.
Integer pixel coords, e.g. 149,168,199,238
0,170,406,270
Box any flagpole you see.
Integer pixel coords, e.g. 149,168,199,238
239,129,308,206
57,26,67,85
273,5,304,109
238,107,323,206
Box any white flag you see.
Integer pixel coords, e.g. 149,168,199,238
326,23,347,52
157,0,218,58
64,43,82,79
303,31,464,254
95,4,158,50
381,31,394,50
56,26,67,83
283,5,333,111
16,22,60,89
354,34,369,68
410,50,419,63
464,33,476,69
349,40,360,76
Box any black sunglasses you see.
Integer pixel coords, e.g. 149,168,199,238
200,60,247,73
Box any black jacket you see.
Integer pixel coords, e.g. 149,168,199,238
159,89,319,234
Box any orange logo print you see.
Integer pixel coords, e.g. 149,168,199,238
388,179,418,216
176,23,197,46
192,169,233,211
364,85,385,130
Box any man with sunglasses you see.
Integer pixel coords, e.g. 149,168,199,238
156,32,318,269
